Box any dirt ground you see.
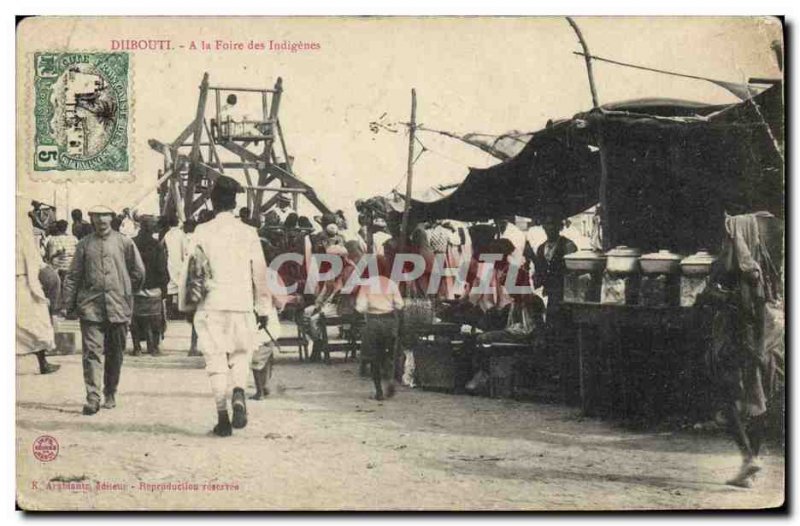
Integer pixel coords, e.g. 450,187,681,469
16,320,784,511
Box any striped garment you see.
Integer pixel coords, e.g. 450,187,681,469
45,234,78,271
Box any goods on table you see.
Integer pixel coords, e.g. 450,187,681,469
679,250,716,306
564,249,607,273
640,273,680,307
639,249,682,275
601,272,640,305
680,250,715,276
564,272,601,303
680,275,710,307
605,246,642,275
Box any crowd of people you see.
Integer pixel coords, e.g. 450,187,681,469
18,189,585,431
16,184,784,492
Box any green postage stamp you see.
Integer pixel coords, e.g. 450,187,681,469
33,52,130,172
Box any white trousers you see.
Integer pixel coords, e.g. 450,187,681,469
194,310,256,410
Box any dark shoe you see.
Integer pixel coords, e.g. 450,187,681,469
150,349,163,357
130,348,142,356
231,388,248,429
213,411,232,437
373,390,384,401
39,363,61,375
102,394,116,409
83,399,100,415
188,349,202,357
385,382,396,399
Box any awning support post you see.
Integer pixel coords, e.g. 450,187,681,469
567,17,610,249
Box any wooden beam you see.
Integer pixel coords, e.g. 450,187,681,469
208,86,277,93
148,139,172,156
190,193,209,214
399,88,417,254
219,140,264,164
185,73,210,219
567,17,610,249
245,186,307,193
269,77,283,120
249,77,284,217
203,120,225,173
171,120,197,150
259,193,282,214
219,139,275,218
169,176,185,223
252,165,273,215
390,87,418,390
130,168,174,212
266,163,312,191
211,161,262,170
276,119,290,165
196,162,224,183
308,192,332,216
567,19,599,107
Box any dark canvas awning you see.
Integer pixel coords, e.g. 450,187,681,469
409,84,783,253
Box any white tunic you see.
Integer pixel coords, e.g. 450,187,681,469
191,211,273,316
163,226,187,295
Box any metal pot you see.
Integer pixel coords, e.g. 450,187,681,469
640,249,682,275
564,249,607,272
605,246,641,274
680,250,716,276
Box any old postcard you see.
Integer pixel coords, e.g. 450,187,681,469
15,16,785,511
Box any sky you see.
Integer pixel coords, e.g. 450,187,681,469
17,17,783,225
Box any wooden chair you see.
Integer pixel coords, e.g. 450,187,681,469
318,313,361,364
276,304,308,361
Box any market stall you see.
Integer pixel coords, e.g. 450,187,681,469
404,83,783,420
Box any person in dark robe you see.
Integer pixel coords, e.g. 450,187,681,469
531,210,578,403
532,212,578,316
130,216,170,356
71,209,93,240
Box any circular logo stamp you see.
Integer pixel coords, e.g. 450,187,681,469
32,435,59,462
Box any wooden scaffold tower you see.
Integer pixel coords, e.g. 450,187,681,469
147,72,332,222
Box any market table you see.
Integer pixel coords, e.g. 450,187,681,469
563,302,714,422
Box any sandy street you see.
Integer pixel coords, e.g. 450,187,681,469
17,321,784,511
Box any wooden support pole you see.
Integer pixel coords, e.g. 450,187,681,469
567,17,610,249
399,88,417,254
185,73,210,219
132,168,175,213
242,164,255,212
203,120,225,173
567,18,599,108
248,77,284,220
390,88,417,388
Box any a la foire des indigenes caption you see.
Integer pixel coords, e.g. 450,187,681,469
15,16,784,511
